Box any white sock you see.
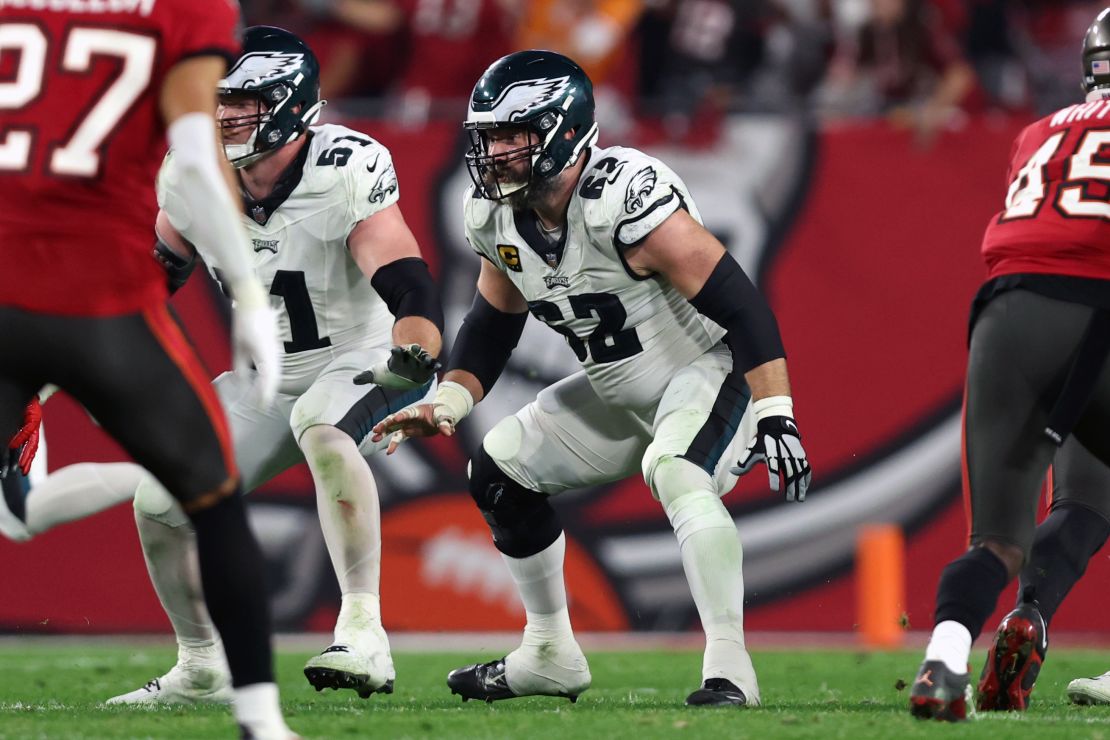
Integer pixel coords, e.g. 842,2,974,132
302,426,382,594
335,592,381,646
136,510,216,646
178,640,227,667
522,607,574,648
232,683,290,735
24,462,144,536
501,533,575,645
925,620,972,675
665,488,759,701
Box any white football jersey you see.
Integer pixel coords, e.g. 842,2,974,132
158,124,397,388
464,145,725,410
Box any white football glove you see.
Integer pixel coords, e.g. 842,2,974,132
230,278,280,408
732,396,812,502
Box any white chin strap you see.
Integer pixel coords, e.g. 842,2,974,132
498,178,529,197
224,127,268,169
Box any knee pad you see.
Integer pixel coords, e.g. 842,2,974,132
469,446,561,558
133,474,190,528
643,448,716,507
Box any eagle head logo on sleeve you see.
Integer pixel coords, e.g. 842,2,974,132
369,167,399,204
624,166,658,214
222,52,306,89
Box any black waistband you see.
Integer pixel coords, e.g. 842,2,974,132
969,273,1110,343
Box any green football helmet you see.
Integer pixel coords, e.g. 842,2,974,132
1083,8,1110,97
464,50,599,200
219,26,326,168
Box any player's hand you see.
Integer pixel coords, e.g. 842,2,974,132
2,396,42,478
354,344,440,390
371,403,456,454
732,402,812,502
231,278,280,407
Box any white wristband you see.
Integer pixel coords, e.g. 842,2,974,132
434,381,474,423
752,395,793,421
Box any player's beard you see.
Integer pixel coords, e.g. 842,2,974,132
507,170,561,213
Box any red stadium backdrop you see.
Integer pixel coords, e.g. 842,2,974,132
2,115,1104,637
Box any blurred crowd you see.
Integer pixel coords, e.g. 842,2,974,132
241,0,1107,138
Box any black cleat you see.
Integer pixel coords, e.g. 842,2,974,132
909,660,969,721
685,678,748,707
447,658,516,703
303,666,394,699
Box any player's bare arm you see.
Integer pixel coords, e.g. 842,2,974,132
370,258,528,452
348,202,445,391
445,257,530,401
627,207,811,501
625,208,792,400
348,203,442,357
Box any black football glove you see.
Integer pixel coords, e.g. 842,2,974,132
354,344,441,390
732,402,812,502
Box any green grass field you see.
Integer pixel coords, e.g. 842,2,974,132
2,645,1110,739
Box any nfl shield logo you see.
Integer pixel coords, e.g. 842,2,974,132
1093,60,1110,75
251,205,267,224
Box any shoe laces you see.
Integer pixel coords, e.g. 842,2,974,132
480,659,509,690
703,678,740,694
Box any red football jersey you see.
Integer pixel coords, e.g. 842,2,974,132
0,0,240,316
982,100,1110,281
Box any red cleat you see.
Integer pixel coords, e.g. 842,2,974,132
976,592,1048,711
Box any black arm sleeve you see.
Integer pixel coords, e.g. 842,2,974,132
153,239,197,295
689,254,786,374
370,257,445,335
447,291,528,395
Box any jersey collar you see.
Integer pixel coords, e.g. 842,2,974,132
512,148,592,270
241,131,313,226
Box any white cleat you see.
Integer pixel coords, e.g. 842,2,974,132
106,647,232,705
303,622,395,698
1068,672,1110,705
447,639,591,703
505,639,591,700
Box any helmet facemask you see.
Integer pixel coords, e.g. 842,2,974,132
464,123,544,200
218,91,274,168
218,84,325,169
464,110,597,201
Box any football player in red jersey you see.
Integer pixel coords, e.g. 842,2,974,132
910,8,1110,723
0,1,294,737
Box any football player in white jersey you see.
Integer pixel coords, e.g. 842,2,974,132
0,27,443,705
374,50,813,706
